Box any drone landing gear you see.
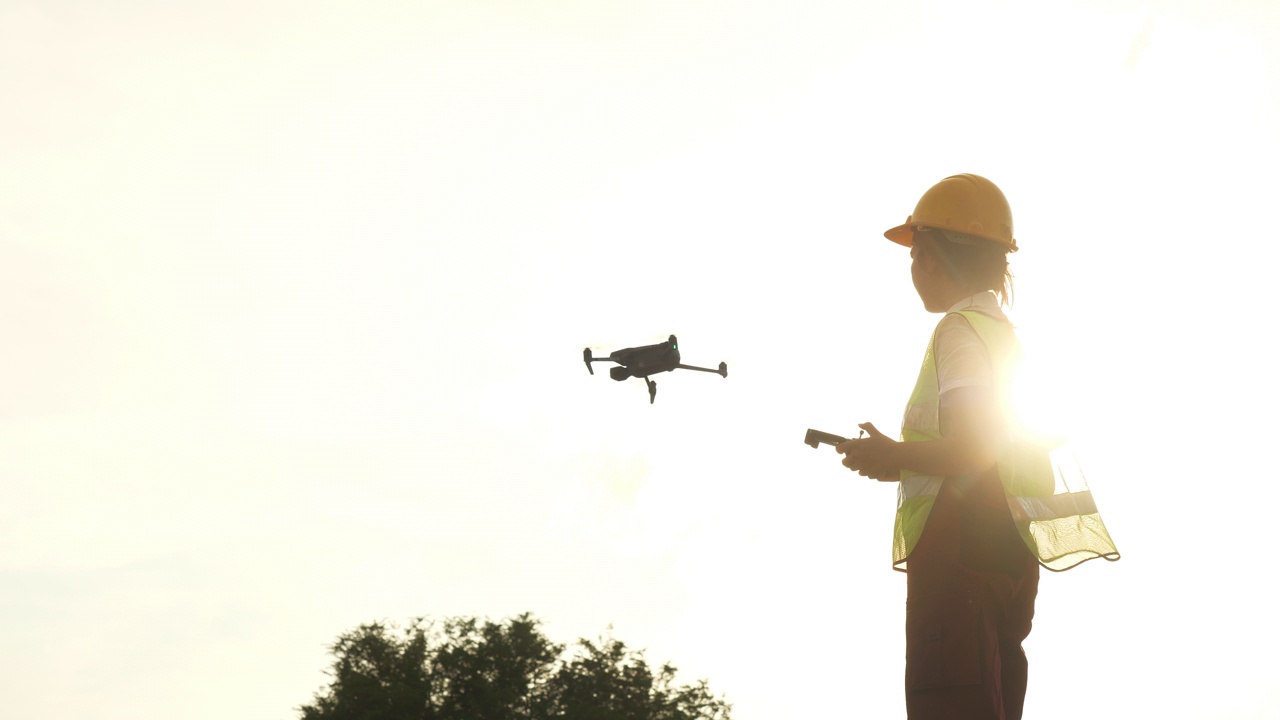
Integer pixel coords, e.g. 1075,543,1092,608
646,379,657,404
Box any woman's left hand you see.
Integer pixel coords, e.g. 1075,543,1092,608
835,422,901,482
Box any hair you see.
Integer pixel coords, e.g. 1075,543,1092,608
917,230,1014,306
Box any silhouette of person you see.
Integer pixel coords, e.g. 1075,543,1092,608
836,174,1038,719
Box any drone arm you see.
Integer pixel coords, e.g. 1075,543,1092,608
584,349,622,375
676,362,729,378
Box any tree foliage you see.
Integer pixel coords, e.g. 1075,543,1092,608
299,613,732,720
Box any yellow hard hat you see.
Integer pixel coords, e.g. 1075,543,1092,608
883,173,1017,252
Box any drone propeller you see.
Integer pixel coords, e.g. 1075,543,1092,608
583,348,594,375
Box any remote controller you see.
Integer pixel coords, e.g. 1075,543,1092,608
804,428,848,448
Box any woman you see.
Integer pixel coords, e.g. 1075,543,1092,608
837,174,1039,719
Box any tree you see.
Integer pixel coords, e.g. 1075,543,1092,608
298,613,732,720
542,634,731,720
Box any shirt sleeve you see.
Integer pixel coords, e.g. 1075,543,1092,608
934,314,993,395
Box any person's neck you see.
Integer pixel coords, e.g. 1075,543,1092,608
933,286,982,312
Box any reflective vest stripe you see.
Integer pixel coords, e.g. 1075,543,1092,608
1011,490,1099,520
900,475,943,501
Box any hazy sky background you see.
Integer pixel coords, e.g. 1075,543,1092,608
3,1,1280,718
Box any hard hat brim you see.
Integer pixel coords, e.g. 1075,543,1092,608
883,223,915,247
882,222,1017,252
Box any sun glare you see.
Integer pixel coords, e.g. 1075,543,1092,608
1007,348,1079,448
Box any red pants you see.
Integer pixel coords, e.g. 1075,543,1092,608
904,473,1039,720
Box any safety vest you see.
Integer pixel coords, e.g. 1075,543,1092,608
893,310,1121,572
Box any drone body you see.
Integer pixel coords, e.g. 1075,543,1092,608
583,335,727,404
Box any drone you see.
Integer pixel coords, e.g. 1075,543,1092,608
583,334,727,404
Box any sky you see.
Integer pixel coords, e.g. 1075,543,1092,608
3,0,1280,718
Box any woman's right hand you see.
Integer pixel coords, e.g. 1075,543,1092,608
835,423,901,482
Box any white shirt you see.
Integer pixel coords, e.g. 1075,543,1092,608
934,291,1009,396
